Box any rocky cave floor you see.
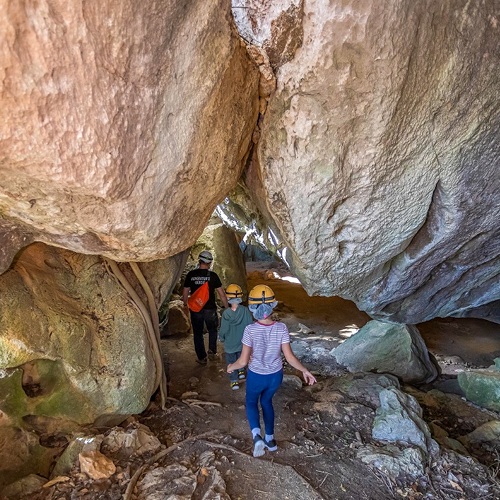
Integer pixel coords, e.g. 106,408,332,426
12,264,500,500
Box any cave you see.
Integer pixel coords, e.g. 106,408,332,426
1,0,500,499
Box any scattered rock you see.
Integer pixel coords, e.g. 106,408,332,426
162,300,192,337
51,434,104,478
430,422,449,439
329,373,401,408
458,368,500,412
460,420,500,445
358,444,425,478
298,323,314,335
1,474,47,500
373,387,438,455
332,321,438,383
137,464,197,500
437,437,469,456
282,374,303,389
101,425,161,459
189,377,200,388
79,450,116,480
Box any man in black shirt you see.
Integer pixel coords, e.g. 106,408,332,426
183,251,229,364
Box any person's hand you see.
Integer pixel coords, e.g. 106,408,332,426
227,364,234,373
302,370,316,385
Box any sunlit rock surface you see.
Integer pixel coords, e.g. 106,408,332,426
0,243,186,482
0,0,259,273
189,215,248,296
230,0,500,323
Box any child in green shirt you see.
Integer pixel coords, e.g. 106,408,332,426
219,284,253,390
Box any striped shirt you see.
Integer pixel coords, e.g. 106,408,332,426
242,321,290,375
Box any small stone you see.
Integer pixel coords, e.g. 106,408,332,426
358,444,425,477
430,422,449,439
459,420,500,445
298,323,313,334
79,451,116,480
1,474,47,500
282,374,303,389
189,377,200,388
101,425,161,459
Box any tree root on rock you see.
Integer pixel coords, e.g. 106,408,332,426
103,258,167,408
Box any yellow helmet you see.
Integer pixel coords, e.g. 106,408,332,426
248,284,275,305
226,284,243,299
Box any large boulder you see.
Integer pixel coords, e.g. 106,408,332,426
0,0,259,273
227,0,500,324
0,243,184,486
373,387,438,456
332,320,438,384
189,216,248,295
458,367,500,413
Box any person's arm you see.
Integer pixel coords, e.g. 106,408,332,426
216,287,229,309
281,343,317,385
227,344,252,372
219,315,227,342
183,287,190,307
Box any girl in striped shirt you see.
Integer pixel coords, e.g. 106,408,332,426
227,284,316,457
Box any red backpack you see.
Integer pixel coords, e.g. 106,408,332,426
188,282,209,312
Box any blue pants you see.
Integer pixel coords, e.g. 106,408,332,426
225,351,242,382
245,369,283,435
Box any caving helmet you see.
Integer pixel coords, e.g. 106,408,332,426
198,251,213,264
248,284,275,305
226,284,243,304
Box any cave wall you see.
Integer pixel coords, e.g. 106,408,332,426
0,0,259,273
0,243,187,484
228,0,500,324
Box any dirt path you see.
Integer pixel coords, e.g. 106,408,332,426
157,334,398,500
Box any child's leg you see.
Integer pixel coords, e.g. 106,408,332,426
260,370,284,437
245,370,264,433
225,352,239,383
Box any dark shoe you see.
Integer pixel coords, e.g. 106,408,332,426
264,438,278,451
231,382,240,390
253,435,266,457
208,351,218,361
196,357,207,365
238,370,246,380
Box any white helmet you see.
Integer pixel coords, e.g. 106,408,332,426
198,251,213,264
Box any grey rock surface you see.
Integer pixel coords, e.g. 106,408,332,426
373,387,438,455
228,0,500,324
332,320,438,383
358,444,425,478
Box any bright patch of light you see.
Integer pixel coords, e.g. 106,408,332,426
339,324,360,338
281,276,301,284
281,247,290,267
268,227,280,246
270,271,301,284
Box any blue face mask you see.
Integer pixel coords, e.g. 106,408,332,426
249,302,277,320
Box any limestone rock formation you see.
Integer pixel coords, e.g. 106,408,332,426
0,243,185,484
332,320,438,383
228,0,500,324
189,216,248,296
0,0,259,273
